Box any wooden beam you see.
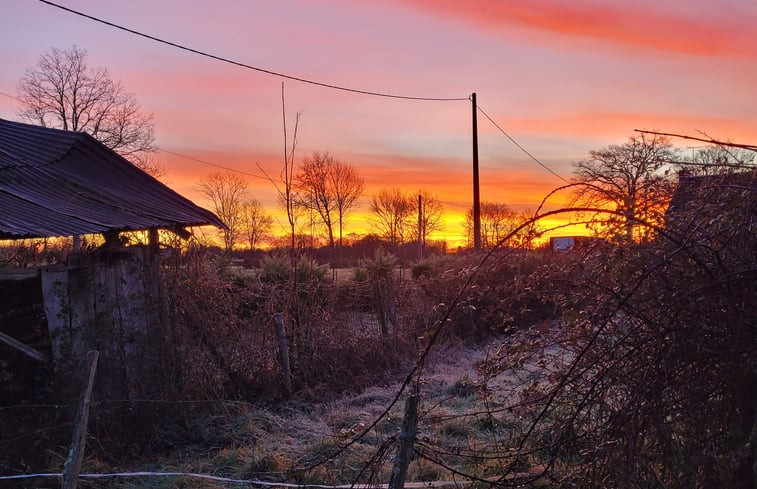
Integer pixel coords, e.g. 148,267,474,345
0,330,49,362
0,268,41,281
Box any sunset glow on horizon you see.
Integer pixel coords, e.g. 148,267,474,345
2,0,755,249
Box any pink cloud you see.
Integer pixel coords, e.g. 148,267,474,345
397,0,757,58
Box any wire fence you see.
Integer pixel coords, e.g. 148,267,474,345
0,471,472,488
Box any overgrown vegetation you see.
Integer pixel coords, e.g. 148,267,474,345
1,143,754,488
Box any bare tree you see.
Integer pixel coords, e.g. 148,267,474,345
276,85,301,257
464,201,518,248
370,188,414,248
572,133,676,242
295,152,364,255
295,152,337,248
16,45,159,174
679,144,756,176
240,198,273,252
512,209,543,249
330,159,365,255
198,171,249,251
409,191,444,251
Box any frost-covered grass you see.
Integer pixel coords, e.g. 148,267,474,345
78,339,523,488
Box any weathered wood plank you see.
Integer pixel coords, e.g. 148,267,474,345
0,330,49,362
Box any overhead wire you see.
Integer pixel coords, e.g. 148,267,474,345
27,1,576,245
1,87,269,180
31,1,570,189
37,0,469,102
476,104,570,184
157,148,270,181
0,90,22,102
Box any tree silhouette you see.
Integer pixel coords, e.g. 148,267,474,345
240,198,273,252
198,171,249,251
370,188,414,249
295,152,364,255
572,133,676,242
17,45,159,174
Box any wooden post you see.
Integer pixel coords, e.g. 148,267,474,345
472,92,481,251
62,350,99,489
374,281,388,336
385,276,398,334
417,194,423,260
388,390,420,489
273,313,293,398
148,227,159,256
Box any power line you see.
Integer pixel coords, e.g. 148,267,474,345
158,148,270,181
438,198,472,211
0,90,22,102
476,104,569,184
37,0,469,102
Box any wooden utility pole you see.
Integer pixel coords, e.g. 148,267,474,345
471,93,481,251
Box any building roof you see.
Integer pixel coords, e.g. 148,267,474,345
665,169,756,240
0,118,224,239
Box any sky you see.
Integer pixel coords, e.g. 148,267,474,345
1,0,756,248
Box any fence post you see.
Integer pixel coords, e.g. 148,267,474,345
373,281,388,336
388,388,419,489
62,350,99,489
273,313,293,398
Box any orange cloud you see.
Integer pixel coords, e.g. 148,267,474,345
397,0,757,58
482,111,757,143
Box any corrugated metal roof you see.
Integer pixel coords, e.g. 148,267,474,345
0,118,225,239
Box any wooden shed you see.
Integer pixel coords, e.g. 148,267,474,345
0,118,224,398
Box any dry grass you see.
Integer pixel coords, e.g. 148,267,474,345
73,339,510,488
